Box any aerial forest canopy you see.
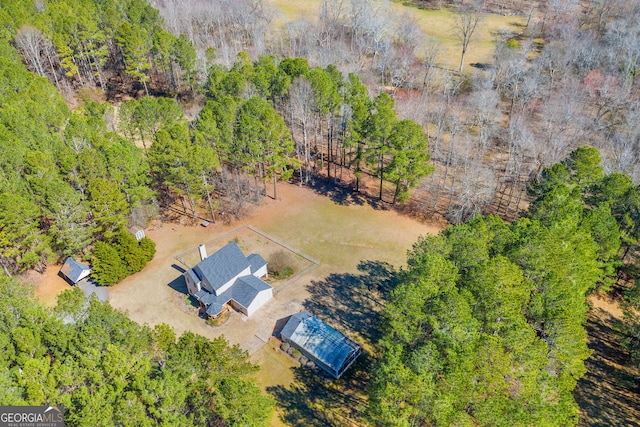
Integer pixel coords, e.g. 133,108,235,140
2,0,640,424
368,147,640,426
0,277,275,425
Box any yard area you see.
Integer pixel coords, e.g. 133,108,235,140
27,182,434,425
109,181,440,424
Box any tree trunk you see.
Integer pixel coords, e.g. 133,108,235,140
273,172,278,200
458,49,466,73
379,152,384,201
206,190,216,223
393,180,400,205
0,259,12,277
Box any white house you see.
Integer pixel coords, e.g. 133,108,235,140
184,242,272,318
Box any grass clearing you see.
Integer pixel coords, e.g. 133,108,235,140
251,339,298,427
268,0,526,72
33,182,440,426
398,7,526,70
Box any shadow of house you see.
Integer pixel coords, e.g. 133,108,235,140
273,315,292,338
304,260,398,344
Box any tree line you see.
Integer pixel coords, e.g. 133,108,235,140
0,38,156,281
0,276,274,425
0,19,435,278
367,147,640,426
2,0,197,97
5,0,640,226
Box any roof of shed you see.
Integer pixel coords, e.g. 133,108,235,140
59,257,91,284
281,311,360,376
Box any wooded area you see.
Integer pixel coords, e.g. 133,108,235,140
0,277,274,425
368,147,640,426
1,0,640,424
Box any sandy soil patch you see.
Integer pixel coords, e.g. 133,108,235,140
26,265,73,307
589,292,624,320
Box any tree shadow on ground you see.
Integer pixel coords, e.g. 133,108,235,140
575,308,640,426
304,260,398,344
309,176,384,209
266,261,398,425
267,352,372,426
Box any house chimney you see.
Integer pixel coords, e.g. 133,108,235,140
198,244,207,261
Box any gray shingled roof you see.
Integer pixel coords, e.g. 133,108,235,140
280,311,361,379
193,272,271,317
193,242,250,293
59,257,91,284
233,275,271,308
247,253,267,275
280,311,311,339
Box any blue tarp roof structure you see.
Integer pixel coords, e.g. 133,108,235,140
281,311,361,379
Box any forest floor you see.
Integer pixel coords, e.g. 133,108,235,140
576,293,640,426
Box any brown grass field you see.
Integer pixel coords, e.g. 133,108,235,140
269,0,527,73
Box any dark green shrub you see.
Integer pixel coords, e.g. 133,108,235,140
91,229,156,285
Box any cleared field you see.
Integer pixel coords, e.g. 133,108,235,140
117,182,439,424
269,0,526,72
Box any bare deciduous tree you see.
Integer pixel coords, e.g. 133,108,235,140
455,6,480,72
15,25,47,77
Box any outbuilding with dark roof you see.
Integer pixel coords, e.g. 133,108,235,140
59,257,91,285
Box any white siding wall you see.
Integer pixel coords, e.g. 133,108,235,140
77,269,91,282
245,288,273,317
252,265,268,278
216,266,251,295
